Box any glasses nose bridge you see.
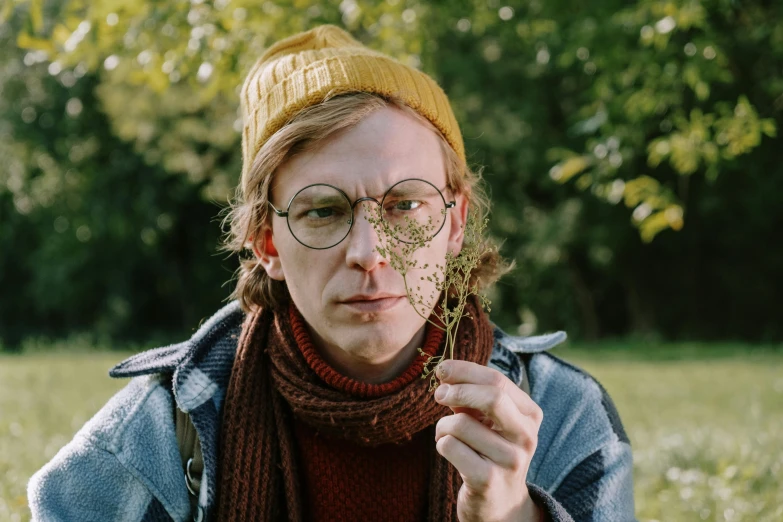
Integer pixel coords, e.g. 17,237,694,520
348,196,382,224
351,195,381,211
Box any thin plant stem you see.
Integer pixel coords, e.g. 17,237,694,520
366,202,491,392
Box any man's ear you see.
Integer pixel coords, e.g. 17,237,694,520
446,193,469,256
252,228,285,281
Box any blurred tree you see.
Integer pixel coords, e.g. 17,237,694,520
2,0,782,347
423,0,781,339
0,12,230,348
7,0,424,200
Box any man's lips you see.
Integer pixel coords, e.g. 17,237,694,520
341,293,402,303
339,295,406,312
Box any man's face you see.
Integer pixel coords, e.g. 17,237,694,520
258,107,468,381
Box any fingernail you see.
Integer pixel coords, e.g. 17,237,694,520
437,362,448,379
434,383,449,400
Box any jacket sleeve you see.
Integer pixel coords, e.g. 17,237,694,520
27,435,156,522
27,375,185,522
528,437,636,522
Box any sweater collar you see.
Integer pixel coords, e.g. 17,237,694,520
288,301,446,399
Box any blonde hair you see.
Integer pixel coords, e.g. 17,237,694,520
222,92,512,313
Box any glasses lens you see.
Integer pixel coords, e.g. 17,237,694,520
287,185,352,249
381,179,447,244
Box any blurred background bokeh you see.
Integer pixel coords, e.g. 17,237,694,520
1,1,781,521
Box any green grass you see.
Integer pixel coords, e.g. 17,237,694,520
2,345,782,521
0,352,130,522
554,344,783,522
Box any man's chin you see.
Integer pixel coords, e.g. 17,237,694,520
332,324,412,353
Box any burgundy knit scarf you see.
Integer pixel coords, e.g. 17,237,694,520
216,297,494,521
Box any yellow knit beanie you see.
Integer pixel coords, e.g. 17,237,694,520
239,25,464,191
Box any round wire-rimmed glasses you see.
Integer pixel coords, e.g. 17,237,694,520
268,178,456,250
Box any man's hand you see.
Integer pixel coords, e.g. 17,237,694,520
433,360,544,522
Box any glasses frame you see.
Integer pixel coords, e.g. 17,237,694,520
268,178,457,250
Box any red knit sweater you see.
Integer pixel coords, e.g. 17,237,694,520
290,308,445,522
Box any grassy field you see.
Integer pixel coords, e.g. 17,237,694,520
1,344,782,521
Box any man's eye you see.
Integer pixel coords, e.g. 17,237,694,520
305,207,337,219
393,200,423,211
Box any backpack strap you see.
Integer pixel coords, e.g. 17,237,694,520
174,405,203,515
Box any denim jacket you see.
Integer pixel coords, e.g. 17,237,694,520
28,301,636,521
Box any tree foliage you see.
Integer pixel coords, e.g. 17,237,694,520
2,0,782,348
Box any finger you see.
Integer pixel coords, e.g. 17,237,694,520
435,434,493,491
451,406,495,428
435,383,539,448
435,413,518,468
437,360,541,418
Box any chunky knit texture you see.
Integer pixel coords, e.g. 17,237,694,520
293,419,432,521
216,297,494,521
239,24,465,191
292,307,445,521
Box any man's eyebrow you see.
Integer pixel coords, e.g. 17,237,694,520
295,192,346,205
386,184,436,198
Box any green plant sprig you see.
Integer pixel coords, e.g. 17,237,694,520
365,204,492,392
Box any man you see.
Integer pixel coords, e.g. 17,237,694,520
28,25,635,521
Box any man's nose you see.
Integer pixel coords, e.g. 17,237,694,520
344,203,387,271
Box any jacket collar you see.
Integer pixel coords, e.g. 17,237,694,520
110,300,243,414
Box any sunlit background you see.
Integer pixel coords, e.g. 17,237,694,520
1,1,781,521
